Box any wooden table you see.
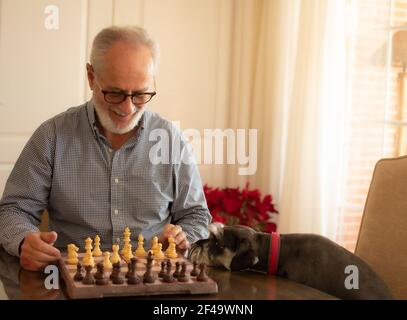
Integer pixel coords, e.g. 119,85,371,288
0,247,336,300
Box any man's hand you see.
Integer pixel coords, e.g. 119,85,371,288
159,224,190,251
20,231,61,271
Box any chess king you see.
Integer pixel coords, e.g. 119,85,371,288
0,25,212,272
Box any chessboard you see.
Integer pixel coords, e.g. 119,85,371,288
58,252,218,299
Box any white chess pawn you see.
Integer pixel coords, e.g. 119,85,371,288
111,244,121,264
135,234,147,257
154,243,165,259
151,236,159,253
93,235,103,257
103,251,112,269
166,237,177,259
123,243,134,262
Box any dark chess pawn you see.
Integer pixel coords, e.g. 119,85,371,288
127,263,141,285
94,263,104,280
110,262,121,280
95,263,108,286
190,261,199,277
125,262,132,279
166,259,172,271
173,261,181,278
197,263,209,282
73,262,84,281
82,265,95,285
177,262,190,283
126,257,137,279
112,262,125,285
143,262,156,284
158,261,166,278
163,263,175,283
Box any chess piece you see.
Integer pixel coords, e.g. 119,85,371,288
197,263,209,282
82,265,95,285
154,243,165,259
135,234,147,257
110,244,121,264
178,262,190,282
190,261,199,276
111,262,124,284
123,243,134,262
150,236,159,253
125,261,133,279
127,258,141,285
165,237,177,259
82,245,95,268
143,255,156,284
173,261,181,278
67,244,79,265
103,251,112,269
94,262,104,280
84,237,93,252
73,262,84,281
163,262,175,283
121,227,132,256
93,235,103,257
158,261,166,278
95,263,109,285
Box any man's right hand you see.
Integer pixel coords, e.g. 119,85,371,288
20,231,61,271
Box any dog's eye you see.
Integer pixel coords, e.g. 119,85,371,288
215,241,224,249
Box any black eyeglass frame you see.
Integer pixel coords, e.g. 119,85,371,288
101,90,157,105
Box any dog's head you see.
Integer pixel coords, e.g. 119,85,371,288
189,223,260,271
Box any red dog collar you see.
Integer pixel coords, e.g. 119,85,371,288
268,232,280,275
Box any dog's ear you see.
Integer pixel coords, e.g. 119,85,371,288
229,238,259,271
208,223,224,237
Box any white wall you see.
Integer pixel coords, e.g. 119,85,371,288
0,0,233,195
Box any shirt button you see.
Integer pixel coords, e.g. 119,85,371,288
114,209,119,215
108,148,113,153
114,178,119,184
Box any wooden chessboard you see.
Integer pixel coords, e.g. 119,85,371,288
58,253,218,299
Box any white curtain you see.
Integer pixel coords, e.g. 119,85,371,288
225,0,348,240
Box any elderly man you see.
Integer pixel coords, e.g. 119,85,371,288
0,26,211,271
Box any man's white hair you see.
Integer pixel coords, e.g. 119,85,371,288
90,25,159,74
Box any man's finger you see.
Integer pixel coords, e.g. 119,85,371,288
29,237,61,257
168,225,182,238
26,246,61,263
174,231,186,244
40,231,58,244
20,256,46,271
177,239,190,250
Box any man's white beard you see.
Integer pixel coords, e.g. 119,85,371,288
93,100,144,135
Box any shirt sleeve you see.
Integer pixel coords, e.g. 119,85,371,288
170,132,212,244
0,120,55,256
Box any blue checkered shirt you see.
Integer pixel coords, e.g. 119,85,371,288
0,101,211,256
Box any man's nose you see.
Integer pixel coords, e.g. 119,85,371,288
119,96,136,113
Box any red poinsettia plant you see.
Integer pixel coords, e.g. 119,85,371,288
203,183,278,233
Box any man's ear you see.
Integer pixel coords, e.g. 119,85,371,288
86,63,95,90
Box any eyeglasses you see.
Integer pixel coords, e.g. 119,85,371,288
101,90,157,105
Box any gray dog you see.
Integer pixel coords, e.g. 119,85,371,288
189,223,392,300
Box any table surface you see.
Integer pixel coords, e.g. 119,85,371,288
0,247,336,300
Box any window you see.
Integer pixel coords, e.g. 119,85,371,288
338,0,407,252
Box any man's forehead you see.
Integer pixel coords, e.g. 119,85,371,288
96,41,154,85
